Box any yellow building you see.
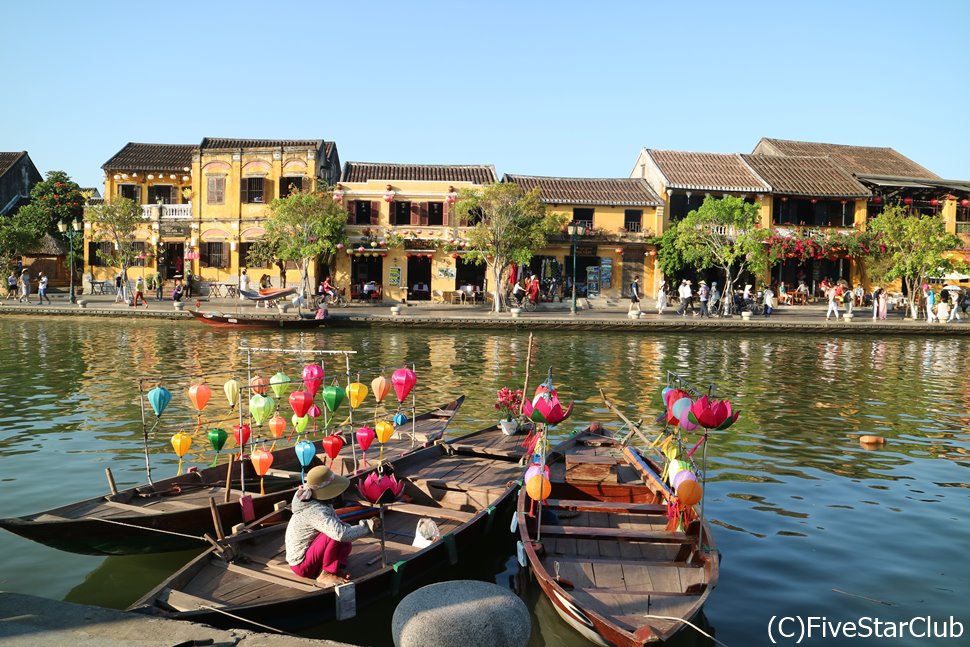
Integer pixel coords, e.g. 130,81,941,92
87,138,340,291
501,175,663,301
334,162,497,303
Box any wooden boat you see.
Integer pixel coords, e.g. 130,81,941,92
0,397,464,556
516,429,718,647
189,309,326,330
241,287,297,301
128,423,528,633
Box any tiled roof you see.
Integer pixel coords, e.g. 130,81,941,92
753,138,939,179
342,162,497,184
200,138,325,150
102,143,194,171
0,151,27,177
740,155,870,198
503,175,663,206
646,150,770,193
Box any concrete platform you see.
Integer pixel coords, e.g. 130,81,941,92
0,591,353,647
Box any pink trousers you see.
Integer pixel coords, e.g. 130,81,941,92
290,534,352,579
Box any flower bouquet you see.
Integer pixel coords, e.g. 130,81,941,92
495,387,523,434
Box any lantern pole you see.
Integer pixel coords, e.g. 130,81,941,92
345,357,358,470
138,380,154,486
534,426,547,544
410,362,417,450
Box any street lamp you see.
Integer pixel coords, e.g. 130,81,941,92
567,222,586,315
58,218,82,304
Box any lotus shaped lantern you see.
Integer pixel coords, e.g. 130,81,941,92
523,372,573,425
357,471,406,505
687,395,740,430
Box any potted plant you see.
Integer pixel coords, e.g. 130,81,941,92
495,387,523,435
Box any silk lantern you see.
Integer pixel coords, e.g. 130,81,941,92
249,394,274,426
270,372,292,398
371,375,390,402
302,364,324,398
347,382,369,409
322,434,344,463
147,386,172,417
322,385,346,412
188,383,211,412
171,431,192,475
251,447,274,495
289,390,313,418
268,415,286,439
223,379,240,410
250,374,269,396
391,368,417,402
291,414,309,434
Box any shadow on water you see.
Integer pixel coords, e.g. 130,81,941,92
1,319,968,645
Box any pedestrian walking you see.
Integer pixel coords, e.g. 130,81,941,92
133,275,148,307
6,271,17,299
924,286,937,323
113,274,125,304
37,271,51,304
656,280,667,315
763,284,775,317
18,269,30,303
698,280,709,317
628,275,641,314
825,284,840,321
154,272,163,301
947,289,961,322
709,281,721,316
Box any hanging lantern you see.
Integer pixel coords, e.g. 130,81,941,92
525,473,552,501
676,480,703,506
393,412,408,427
291,414,309,434
347,382,369,409
929,198,939,207
249,394,275,426
223,379,240,409
250,374,269,395
322,385,346,412
289,390,313,418
187,383,211,412
375,420,394,443
302,364,325,398
233,423,251,449
322,434,344,462
356,426,376,452
268,415,286,439
391,367,417,402
294,440,316,479
270,372,292,398
251,447,274,495
171,431,193,475
308,404,321,418
384,191,395,202
147,386,172,417
961,198,969,208
903,197,913,205
371,375,390,402
208,427,228,452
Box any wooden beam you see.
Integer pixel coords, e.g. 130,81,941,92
544,499,667,515
539,525,689,543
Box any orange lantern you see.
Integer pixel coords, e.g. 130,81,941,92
251,447,274,495
188,383,212,412
676,480,703,507
268,415,286,439
371,375,390,402
250,374,269,395
525,474,551,501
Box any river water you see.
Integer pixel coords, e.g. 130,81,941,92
0,317,967,646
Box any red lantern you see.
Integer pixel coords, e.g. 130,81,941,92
962,199,969,208
322,434,344,462
872,196,882,204
903,197,913,205
289,390,313,418
384,192,394,202
233,423,251,451
929,199,939,207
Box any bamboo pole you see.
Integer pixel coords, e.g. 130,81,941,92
209,497,225,540
519,333,534,418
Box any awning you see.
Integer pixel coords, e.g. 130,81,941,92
240,227,266,241
201,227,232,241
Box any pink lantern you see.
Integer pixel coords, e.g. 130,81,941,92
392,367,417,402
356,426,376,451
307,404,322,418
357,471,405,505
302,364,324,397
384,192,394,202
903,197,913,205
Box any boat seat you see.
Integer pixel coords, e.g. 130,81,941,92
389,502,475,523
539,525,689,543
156,587,225,612
544,499,667,515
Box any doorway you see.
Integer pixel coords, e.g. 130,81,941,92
162,242,184,280
406,256,432,300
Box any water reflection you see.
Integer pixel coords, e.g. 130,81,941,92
0,319,968,645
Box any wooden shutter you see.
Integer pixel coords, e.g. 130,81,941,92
170,186,178,204
410,202,419,225
419,202,429,225
443,201,450,227
370,200,380,225
241,179,248,204
262,177,273,203
301,176,309,192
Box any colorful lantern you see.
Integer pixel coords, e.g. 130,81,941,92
322,434,344,462
270,372,292,398
233,423,251,452
250,374,269,395
187,383,211,412
302,365,325,398
687,395,740,430
207,427,228,466
223,379,240,409
903,197,913,205
375,420,395,444
147,386,172,417
347,382,369,409
308,404,322,418
249,394,275,426
358,471,406,505
289,390,313,418
291,414,309,434
393,412,408,427
371,375,391,402
268,415,286,439
962,198,970,208
676,480,703,506
251,447,274,495
294,440,316,479
523,374,573,425
322,385,346,412
391,368,417,402
356,426,376,452
672,469,697,491
171,431,192,475
525,473,552,501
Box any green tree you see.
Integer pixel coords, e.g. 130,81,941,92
0,211,39,269
454,183,566,312
248,188,348,306
86,197,143,301
671,196,770,314
864,204,963,319
0,171,85,268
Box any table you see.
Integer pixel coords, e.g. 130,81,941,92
793,292,809,305
209,282,238,298
91,280,112,295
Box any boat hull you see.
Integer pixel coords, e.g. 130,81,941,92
190,309,325,329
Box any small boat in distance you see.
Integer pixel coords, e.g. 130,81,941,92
189,309,326,330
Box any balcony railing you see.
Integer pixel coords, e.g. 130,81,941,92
773,225,857,237
956,222,970,234
141,204,192,219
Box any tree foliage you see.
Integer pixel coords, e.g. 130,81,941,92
864,204,963,318
454,183,566,312
86,197,143,297
248,188,348,301
670,196,769,313
0,171,85,267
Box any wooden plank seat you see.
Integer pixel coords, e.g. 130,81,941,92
449,444,523,461
575,586,704,597
544,499,668,515
157,587,225,612
539,525,689,543
388,502,475,523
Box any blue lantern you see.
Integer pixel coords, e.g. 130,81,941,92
147,386,172,417
393,412,408,427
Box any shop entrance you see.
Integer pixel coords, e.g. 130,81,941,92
406,256,432,300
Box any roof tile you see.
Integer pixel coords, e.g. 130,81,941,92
102,143,194,172
647,150,769,193
200,138,325,150
342,162,497,184
503,175,663,206
0,151,27,178
740,155,870,197
754,138,939,179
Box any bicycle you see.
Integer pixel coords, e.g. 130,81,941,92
507,293,537,312
320,289,349,308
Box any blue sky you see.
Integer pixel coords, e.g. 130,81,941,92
3,0,968,189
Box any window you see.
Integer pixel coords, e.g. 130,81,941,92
572,207,594,229
148,185,175,204
392,201,412,226
279,177,306,198
239,242,271,269
201,242,228,268
119,184,141,203
428,202,444,226
623,209,643,232
243,177,265,204
354,200,372,225
88,241,113,266
207,176,225,205
462,206,484,227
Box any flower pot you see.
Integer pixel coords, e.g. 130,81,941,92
277,303,290,314
510,307,521,318
173,301,185,311
499,419,519,435
741,311,752,321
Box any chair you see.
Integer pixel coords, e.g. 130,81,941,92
350,284,362,302
451,291,464,304
431,289,445,304
370,285,383,302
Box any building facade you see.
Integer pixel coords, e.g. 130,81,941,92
0,151,42,217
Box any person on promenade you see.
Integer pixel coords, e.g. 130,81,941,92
763,283,775,318
842,283,853,316
878,288,888,320
937,296,949,323
6,272,17,299
947,289,961,323
628,275,641,314
872,287,882,321
133,275,148,307
172,279,183,302
154,272,163,301
677,280,694,316
779,282,791,305
19,269,30,303
924,285,937,323
184,270,193,299
656,280,667,315
709,281,721,316
285,464,379,584
37,272,51,305
698,280,709,317
113,274,125,304
239,268,250,298
825,283,840,321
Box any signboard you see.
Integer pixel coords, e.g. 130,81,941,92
600,258,613,290
159,220,191,238
586,266,600,297
388,267,402,287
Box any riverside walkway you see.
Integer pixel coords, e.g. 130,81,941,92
1,291,967,336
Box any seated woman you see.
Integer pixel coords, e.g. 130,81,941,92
778,282,792,305
285,465,379,583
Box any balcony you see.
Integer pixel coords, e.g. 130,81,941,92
773,225,857,237
141,204,192,219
